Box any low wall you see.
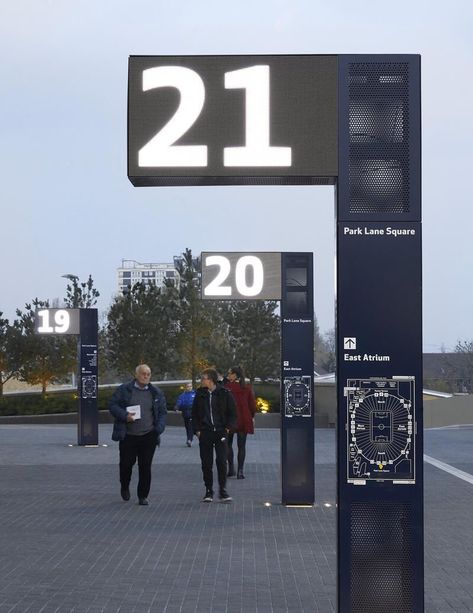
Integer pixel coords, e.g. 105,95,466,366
1,386,470,429
0,410,282,428
314,383,337,427
311,385,473,429
0,385,333,428
424,394,473,428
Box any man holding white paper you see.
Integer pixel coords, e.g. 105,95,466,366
109,364,167,505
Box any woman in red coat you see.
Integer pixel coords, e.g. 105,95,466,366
225,366,256,479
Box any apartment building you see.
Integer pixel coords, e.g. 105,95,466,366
117,259,179,294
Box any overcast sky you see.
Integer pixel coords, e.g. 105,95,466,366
1,0,472,351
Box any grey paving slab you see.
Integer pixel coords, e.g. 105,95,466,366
0,425,472,611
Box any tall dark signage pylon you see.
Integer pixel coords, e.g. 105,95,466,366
337,55,422,613
35,308,99,446
200,251,315,506
281,253,314,506
78,308,99,446
128,54,423,612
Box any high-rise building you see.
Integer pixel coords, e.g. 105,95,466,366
117,259,179,294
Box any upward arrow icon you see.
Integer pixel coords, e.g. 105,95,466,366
344,337,357,349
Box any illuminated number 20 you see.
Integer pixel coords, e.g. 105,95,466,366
138,65,292,168
204,255,264,298
37,309,71,334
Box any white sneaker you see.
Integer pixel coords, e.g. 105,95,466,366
203,489,213,502
219,490,233,503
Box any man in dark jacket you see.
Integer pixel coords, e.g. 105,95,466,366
109,364,166,505
192,368,237,503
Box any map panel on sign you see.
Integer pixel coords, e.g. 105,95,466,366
346,377,415,484
284,376,312,417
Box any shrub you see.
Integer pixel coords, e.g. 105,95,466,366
0,382,280,416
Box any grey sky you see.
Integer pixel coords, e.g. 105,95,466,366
1,0,472,351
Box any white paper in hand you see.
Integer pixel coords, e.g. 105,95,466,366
126,405,141,420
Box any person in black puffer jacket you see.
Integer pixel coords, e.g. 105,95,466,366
192,368,237,503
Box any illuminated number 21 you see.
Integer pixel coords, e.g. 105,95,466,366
138,65,292,168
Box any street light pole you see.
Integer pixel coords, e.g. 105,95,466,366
62,274,79,388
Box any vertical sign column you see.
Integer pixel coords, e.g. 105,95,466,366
78,309,98,445
35,308,99,446
337,55,423,612
201,251,315,505
281,253,314,506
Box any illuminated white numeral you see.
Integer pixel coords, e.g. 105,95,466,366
224,65,292,167
204,256,232,296
139,67,207,167
54,310,70,333
235,256,264,297
37,310,54,333
37,309,71,333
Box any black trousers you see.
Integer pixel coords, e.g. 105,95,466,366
182,415,194,442
227,432,248,470
198,430,228,492
119,430,157,499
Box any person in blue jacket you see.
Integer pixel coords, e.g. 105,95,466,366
109,364,167,506
175,382,196,446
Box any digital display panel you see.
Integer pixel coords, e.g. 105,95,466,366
35,309,81,335
201,252,281,300
128,55,338,185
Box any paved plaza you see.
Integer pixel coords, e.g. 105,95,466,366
0,424,472,612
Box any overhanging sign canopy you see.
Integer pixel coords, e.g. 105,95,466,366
128,53,424,613
128,55,338,186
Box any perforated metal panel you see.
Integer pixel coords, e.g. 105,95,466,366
350,501,414,612
348,62,410,214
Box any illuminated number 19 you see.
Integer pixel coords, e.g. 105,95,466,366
37,310,71,334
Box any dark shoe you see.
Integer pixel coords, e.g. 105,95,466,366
138,498,149,506
121,486,130,501
203,489,213,502
227,463,236,477
237,469,245,479
219,489,233,503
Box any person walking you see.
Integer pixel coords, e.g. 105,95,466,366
109,364,167,505
192,368,237,503
175,382,196,446
225,366,256,479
